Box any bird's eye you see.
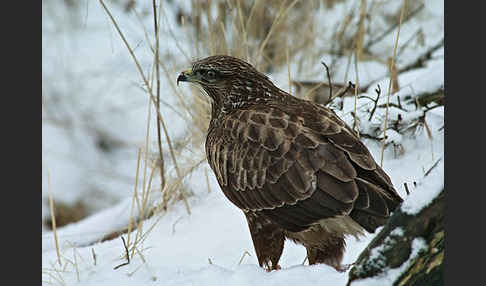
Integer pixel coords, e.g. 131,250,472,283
206,70,216,78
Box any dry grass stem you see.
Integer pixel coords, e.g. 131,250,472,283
353,59,360,137
142,92,152,206
352,0,366,136
130,161,157,258
158,114,191,215
43,265,66,286
72,248,80,282
286,42,291,94
135,245,148,264
127,263,144,277
99,0,185,152
152,0,166,192
172,216,184,235
219,21,230,55
380,0,406,167
99,0,190,216
364,3,424,50
159,3,190,62
47,170,62,267
126,148,142,249
238,250,252,265
256,0,300,68
236,0,250,60
205,167,211,193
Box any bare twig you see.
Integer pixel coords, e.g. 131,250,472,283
328,81,355,104
397,28,423,58
424,104,443,113
422,115,433,140
321,61,332,101
397,94,402,109
377,102,407,111
398,38,444,74
424,157,442,177
368,84,381,121
91,248,97,266
114,236,130,270
359,132,386,141
403,182,410,195
172,216,184,235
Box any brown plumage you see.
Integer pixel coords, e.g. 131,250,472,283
177,55,403,272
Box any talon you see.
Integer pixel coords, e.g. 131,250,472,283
335,263,354,272
265,264,281,272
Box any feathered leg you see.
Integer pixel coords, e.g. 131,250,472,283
306,235,348,272
245,211,284,271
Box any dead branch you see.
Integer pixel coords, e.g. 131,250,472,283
368,84,381,121
403,182,410,195
91,248,97,266
403,87,444,108
114,236,130,270
359,132,386,141
398,38,444,74
424,157,442,177
397,28,423,58
329,81,356,104
321,61,333,101
377,102,407,111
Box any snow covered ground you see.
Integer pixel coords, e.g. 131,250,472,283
42,1,443,285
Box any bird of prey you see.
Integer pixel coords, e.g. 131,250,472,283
177,55,403,272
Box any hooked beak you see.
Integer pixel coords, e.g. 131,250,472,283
177,69,193,86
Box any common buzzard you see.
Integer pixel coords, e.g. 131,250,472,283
177,55,403,272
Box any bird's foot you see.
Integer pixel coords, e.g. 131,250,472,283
265,264,281,272
334,262,354,272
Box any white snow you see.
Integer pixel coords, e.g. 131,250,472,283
401,159,444,215
42,1,444,285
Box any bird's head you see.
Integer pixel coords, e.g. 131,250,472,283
177,55,282,112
